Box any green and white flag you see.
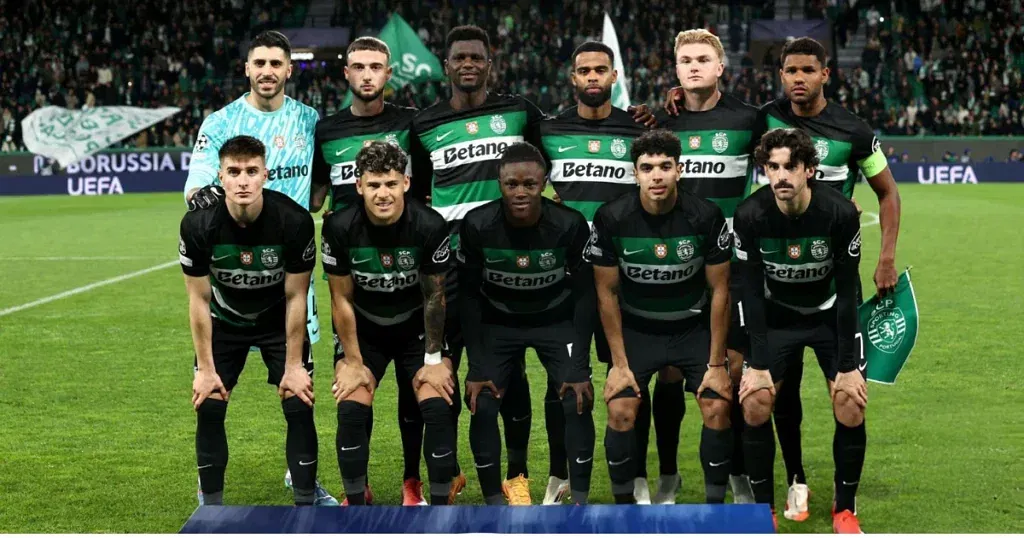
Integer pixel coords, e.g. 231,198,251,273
859,268,920,384
341,14,444,108
21,106,180,168
602,13,631,110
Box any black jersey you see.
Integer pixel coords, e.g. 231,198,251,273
179,189,316,329
456,198,595,363
588,191,732,334
538,106,646,223
310,103,426,211
732,185,862,372
758,98,888,199
654,93,758,221
320,198,450,331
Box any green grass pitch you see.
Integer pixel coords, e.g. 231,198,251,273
0,185,1022,532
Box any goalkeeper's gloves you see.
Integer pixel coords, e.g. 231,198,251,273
188,185,223,211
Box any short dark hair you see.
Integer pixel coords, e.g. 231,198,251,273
631,130,682,165
572,41,615,67
248,30,292,58
498,142,547,175
355,141,408,178
446,25,490,57
219,135,266,162
754,128,820,170
347,36,390,62
780,37,827,67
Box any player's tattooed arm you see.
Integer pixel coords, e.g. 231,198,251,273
421,273,446,355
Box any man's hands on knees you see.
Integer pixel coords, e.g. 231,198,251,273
415,360,455,405
332,359,375,403
738,367,775,404
698,364,733,402
187,185,223,211
465,380,501,414
559,380,594,415
193,369,228,410
832,371,867,409
603,365,641,403
279,365,315,405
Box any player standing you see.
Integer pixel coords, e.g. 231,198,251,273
182,30,335,505
180,136,320,507
310,36,433,506
321,141,458,506
458,142,597,506
537,41,659,504
733,128,867,533
589,130,734,505
656,29,759,504
753,37,899,521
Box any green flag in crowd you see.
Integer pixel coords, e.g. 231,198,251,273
859,268,920,384
340,13,444,108
601,12,631,110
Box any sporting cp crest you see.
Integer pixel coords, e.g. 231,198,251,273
384,133,399,146
397,250,415,271
787,244,802,259
712,132,729,154
516,255,530,268
688,136,701,150
490,115,507,135
814,139,830,160
867,302,907,353
538,251,556,270
273,135,285,149
179,236,187,256
588,140,601,153
466,121,479,135
381,253,394,268
610,138,627,159
322,241,331,255
810,240,829,261
240,251,254,265
260,248,279,269
676,240,694,262
654,244,668,259
293,135,306,150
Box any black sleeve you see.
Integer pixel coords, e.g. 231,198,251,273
850,118,880,163
179,214,210,277
586,208,618,267
833,209,863,373
321,213,350,276
522,96,547,148
286,212,317,274
456,219,486,378
566,214,596,378
733,209,770,369
750,105,770,152
420,216,451,275
311,124,331,188
704,205,733,265
408,127,433,204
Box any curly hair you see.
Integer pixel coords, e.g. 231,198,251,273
754,128,820,171
631,129,682,164
355,140,408,178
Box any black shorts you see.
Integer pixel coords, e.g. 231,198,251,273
616,320,711,397
728,273,750,355
445,305,464,373
334,327,427,386
465,320,588,391
757,306,867,384
197,320,313,392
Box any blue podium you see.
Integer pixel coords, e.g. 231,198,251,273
180,504,775,533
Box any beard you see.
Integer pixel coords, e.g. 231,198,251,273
251,76,283,98
576,85,612,108
352,85,385,103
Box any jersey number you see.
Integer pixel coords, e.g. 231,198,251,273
854,332,865,360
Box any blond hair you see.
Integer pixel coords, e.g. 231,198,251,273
674,29,725,62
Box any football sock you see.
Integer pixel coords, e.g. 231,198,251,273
834,417,866,513
196,399,229,499
282,396,317,505
336,400,371,505
653,381,685,477
469,390,503,498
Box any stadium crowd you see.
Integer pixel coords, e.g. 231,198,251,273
1,0,1022,153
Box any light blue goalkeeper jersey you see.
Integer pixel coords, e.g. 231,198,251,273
185,94,320,209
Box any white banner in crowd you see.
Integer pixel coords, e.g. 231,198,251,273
21,106,181,169
602,13,631,110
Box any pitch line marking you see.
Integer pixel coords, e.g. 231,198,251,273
0,260,178,318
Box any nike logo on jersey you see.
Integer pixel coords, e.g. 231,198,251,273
335,147,353,156
622,248,645,256
435,130,454,142
759,248,779,254
557,145,577,153
351,257,371,265
485,257,505,263
340,445,362,451
210,254,234,262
